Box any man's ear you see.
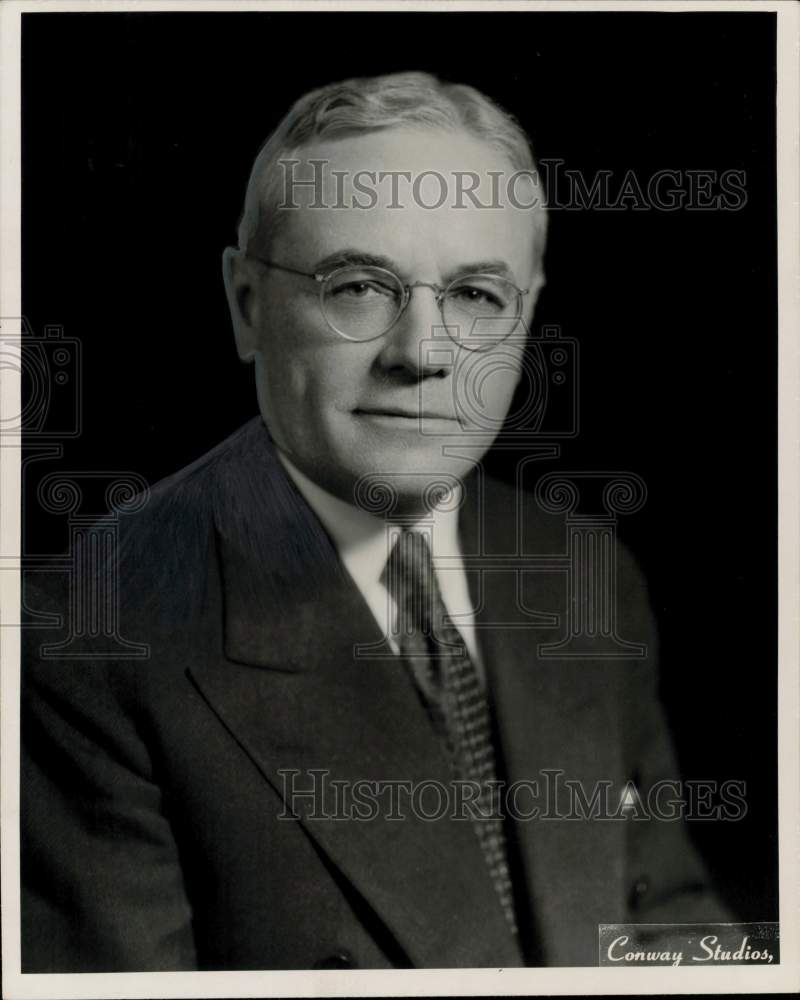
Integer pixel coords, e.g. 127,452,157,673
222,247,261,362
526,270,546,321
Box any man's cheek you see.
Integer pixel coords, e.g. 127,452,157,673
451,360,520,430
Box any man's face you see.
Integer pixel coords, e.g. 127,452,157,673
228,127,543,512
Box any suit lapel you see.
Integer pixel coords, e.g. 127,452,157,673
463,470,627,965
189,422,521,968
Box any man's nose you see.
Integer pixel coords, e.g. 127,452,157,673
375,285,453,378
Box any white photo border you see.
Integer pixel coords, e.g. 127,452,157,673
1,2,797,997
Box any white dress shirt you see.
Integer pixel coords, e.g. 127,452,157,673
277,451,483,675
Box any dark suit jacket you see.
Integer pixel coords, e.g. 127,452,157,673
21,417,727,971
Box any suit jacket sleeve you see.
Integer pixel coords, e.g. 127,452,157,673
21,581,197,973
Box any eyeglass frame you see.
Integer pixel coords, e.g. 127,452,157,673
245,253,530,349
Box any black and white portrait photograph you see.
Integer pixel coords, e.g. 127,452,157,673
1,1,797,997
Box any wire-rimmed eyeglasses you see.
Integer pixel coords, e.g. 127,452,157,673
247,255,529,352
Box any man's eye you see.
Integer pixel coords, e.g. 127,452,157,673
330,280,396,299
449,285,506,310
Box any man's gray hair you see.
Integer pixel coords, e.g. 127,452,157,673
237,71,547,264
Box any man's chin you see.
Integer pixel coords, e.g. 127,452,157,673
342,449,479,518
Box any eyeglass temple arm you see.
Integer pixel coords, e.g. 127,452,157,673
245,255,325,283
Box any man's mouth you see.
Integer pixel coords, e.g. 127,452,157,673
353,407,456,421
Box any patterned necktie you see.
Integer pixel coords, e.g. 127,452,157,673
382,527,518,935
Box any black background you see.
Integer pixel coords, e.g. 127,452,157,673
21,11,778,921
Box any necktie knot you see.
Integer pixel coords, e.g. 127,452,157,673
381,528,436,639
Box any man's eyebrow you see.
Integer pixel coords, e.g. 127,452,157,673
312,249,397,273
312,250,518,283
447,260,515,280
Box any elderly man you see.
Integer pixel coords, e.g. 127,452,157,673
21,72,727,972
